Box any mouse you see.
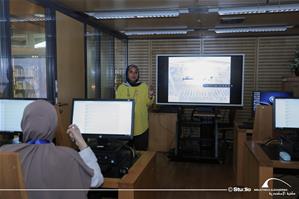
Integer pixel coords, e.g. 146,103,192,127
279,151,291,161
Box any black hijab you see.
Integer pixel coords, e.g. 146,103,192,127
125,64,141,87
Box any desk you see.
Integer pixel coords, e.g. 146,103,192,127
233,127,253,185
102,151,157,199
243,141,299,199
149,112,176,152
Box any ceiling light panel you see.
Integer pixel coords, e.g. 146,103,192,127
208,3,299,15
86,9,189,19
213,25,289,33
123,29,192,36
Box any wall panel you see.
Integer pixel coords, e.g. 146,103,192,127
257,36,299,90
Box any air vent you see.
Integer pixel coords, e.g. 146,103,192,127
220,17,245,24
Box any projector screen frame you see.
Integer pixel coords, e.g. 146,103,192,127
156,54,245,107
71,99,135,140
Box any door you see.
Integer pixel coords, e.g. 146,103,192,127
55,12,85,146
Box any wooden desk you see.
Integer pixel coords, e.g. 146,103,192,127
102,151,157,199
149,112,176,152
233,127,253,185
243,141,299,199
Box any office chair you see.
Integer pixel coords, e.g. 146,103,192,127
0,152,28,199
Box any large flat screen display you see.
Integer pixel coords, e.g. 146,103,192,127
157,55,244,106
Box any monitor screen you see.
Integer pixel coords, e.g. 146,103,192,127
274,98,299,129
252,91,293,113
156,54,244,106
0,99,34,132
71,100,134,139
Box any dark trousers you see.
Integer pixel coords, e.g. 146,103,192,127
132,129,149,151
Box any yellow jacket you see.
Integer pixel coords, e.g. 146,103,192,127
116,82,153,136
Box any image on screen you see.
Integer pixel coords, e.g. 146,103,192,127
72,100,134,137
0,99,34,132
252,91,293,113
274,98,299,129
157,54,244,106
168,57,231,103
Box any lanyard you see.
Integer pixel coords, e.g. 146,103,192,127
27,139,50,144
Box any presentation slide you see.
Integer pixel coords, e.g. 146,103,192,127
72,101,133,135
168,57,231,103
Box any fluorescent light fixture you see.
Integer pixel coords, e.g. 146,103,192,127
11,16,48,22
33,13,45,18
34,41,46,48
209,3,299,15
86,9,189,19
212,25,290,33
123,29,192,36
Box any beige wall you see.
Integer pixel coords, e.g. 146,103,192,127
128,36,299,122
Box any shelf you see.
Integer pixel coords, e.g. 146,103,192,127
14,76,34,79
14,88,35,91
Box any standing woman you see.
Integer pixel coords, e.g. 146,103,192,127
116,64,154,150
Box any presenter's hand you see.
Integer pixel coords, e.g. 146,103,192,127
66,124,88,150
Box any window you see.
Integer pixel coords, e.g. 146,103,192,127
0,0,10,98
10,0,47,98
114,38,128,91
86,25,100,98
100,33,114,99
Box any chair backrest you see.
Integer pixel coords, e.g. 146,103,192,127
0,152,28,199
253,105,273,141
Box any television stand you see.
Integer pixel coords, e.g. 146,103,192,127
171,107,221,163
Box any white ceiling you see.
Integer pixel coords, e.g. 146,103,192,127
56,0,299,38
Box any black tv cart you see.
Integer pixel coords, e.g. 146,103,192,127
172,107,221,162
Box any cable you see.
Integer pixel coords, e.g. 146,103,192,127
123,144,136,160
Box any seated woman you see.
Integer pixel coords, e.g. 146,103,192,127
0,100,103,199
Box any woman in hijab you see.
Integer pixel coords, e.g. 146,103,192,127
0,100,103,199
116,64,154,150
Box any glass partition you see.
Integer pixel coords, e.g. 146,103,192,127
0,0,10,98
10,0,47,98
114,38,128,91
100,32,114,99
86,25,100,98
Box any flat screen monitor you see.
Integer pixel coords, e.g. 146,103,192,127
71,99,134,139
0,99,34,132
274,98,299,129
156,54,244,106
252,91,293,113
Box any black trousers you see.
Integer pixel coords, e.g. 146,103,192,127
132,129,149,151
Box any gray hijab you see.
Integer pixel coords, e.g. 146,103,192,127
0,100,93,199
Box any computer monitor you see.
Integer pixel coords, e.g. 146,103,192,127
252,91,293,113
0,99,34,132
274,98,299,129
71,99,134,140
